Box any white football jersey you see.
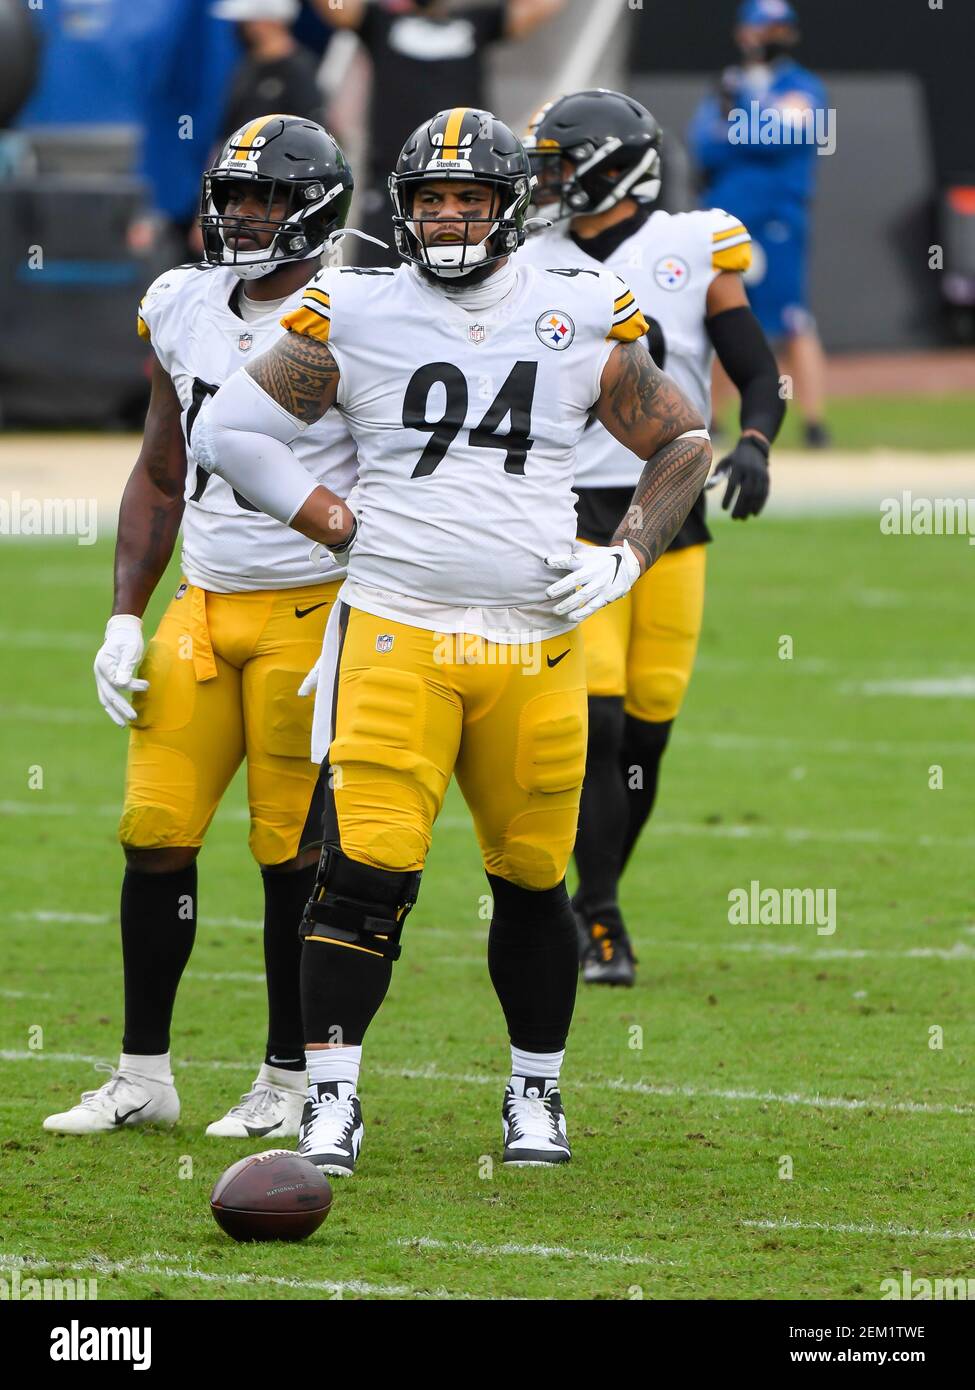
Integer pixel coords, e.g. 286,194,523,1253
520,208,751,487
138,264,358,592
281,261,647,638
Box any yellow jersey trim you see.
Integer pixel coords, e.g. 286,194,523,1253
608,307,650,343
280,306,331,342
712,243,753,273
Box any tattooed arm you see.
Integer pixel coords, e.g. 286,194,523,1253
196,330,354,547
113,356,186,617
594,339,712,572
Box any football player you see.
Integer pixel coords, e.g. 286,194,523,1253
44,116,359,1140
521,89,785,985
197,108,712,1171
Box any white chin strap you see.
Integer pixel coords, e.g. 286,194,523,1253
222,239,325,281
419,235,493,280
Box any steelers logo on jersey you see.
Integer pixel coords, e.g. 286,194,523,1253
535,311,576,351
654,256,690,291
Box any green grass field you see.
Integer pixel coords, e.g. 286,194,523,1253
1,503,974,1301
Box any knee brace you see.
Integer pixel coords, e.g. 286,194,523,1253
299,844,421,962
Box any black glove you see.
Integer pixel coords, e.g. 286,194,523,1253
713,436,770,520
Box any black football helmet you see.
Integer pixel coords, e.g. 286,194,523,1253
525,89,662,225
200,114,354,280
389,107,534,281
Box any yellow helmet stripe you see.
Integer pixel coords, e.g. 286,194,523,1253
441,106,469,160
233,113,286,160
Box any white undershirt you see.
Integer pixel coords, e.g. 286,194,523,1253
237,288,290,323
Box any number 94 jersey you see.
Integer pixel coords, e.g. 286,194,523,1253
281,263,648,621
138,263,358,593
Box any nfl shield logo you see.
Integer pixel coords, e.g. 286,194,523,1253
376,633,394,654
238,332,254,352
469,322,486,344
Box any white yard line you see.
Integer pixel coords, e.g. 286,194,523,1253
656,940,975,963
0,1252,454,1300
12,910,261,932
3,801,971,852
6,1050,972,1116
742,1218,975,1243
393,1236,673,1267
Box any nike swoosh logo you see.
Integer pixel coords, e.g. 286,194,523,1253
114,1101,151,1126
244,1118,285,1138
612,555,622,579
547,650,571,668
295,602,328,619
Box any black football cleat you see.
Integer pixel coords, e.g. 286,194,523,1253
581,918,637,986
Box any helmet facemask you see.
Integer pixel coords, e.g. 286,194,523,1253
200,169,350,281
527,135,661,226
390,172,533,282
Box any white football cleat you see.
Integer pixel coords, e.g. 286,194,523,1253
296,1081,363,1176
501,1075,571,1166
43,1064,179,1135
205,1076,306,1139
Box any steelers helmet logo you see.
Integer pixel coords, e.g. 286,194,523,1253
535,311,576,350
654,255,690,291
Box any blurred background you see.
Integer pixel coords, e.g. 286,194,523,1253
0,0,972,455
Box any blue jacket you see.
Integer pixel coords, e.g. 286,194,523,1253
688,59,828,226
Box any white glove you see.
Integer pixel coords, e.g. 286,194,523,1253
93,614,148,727
298,660,320,698
310,509,358,572
544,541,643,622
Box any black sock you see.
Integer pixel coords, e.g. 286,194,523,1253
121,863,197,1055
486,874,578,1053
300,938,392,1046
261,864,315,1071
618,715,673,873
573,695,626,922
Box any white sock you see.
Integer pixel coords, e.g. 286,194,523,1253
257,1062,306,1093
510,1046,564,1081
119,1052,173,1085
307,1046,362,1089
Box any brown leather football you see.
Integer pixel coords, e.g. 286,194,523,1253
210,1150,332,1242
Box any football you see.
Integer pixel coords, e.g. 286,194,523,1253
209,1150,333,1242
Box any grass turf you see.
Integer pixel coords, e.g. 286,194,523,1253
1,508,973,1300
717,391,975,451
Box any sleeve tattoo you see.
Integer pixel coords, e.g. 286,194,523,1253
245,330,340,426
603,342,713,569
613,433,712,570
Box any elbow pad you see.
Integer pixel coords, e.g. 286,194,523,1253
706,305,785,445
193,370,318,526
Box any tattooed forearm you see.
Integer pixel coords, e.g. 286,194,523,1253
246,330,340,425
597,340,706,459
613,433,712,571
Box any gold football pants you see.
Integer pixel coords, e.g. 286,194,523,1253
581,543,707,720
120,578,341,865
327,608,588,891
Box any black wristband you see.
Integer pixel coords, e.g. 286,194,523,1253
706,305,785,445
740,433,770,459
